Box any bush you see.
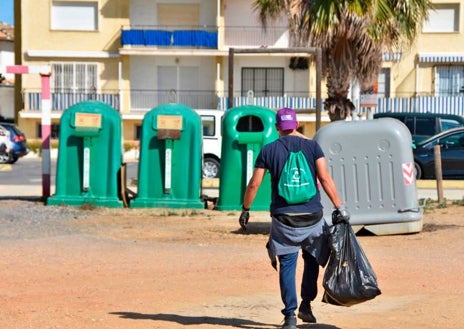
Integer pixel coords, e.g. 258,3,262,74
27,139,59,156
28,139,140,156
123,141,139,153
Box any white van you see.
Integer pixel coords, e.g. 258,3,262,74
195,109,223,178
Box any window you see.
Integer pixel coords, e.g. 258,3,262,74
435,66,464,96
440,132,464,148
37,124,60,139
135,125,142,140
200,115,216,137
377,68,390,98
441,119,461,131
364,68,390,98
241,68,284,96
52,62,98,93
423,4,459,33
404,117,437,136
415,118,437,135
51,1,98,31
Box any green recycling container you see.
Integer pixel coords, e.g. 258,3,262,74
216,105,279,211
131,103,204,209
47,101,123,207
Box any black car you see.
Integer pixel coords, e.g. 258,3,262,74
374,112,464,144
0,122,30,164
413,127,464,179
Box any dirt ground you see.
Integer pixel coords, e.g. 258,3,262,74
0,202,463,329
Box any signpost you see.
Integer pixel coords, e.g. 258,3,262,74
1,65,52,198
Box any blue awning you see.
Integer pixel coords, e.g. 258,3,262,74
418,53,464,63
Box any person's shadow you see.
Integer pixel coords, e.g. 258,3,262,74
109,312,341,328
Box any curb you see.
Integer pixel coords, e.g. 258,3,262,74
416,180,464,189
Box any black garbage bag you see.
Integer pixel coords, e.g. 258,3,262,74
322,222,381,307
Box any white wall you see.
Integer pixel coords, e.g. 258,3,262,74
0,85,15,120
224,0,286,27
0,41,15,82
131,0,216,26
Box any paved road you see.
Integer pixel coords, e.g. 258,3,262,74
0,157,138,198
0,157,462,201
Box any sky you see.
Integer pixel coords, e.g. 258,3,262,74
0,0,14,25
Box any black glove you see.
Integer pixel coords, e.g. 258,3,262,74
332,205,350,225
239,207,250,230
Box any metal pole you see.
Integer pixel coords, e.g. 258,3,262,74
6,65,52,199
40,72,52,198
315,48,322,131
228,48,234,109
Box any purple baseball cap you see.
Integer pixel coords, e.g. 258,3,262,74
276,107,297,131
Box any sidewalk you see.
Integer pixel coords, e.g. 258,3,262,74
415,179,464,201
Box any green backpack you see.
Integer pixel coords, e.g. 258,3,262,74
277,140,317,204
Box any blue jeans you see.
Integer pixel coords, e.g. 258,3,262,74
278,249,320,316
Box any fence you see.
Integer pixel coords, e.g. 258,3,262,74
219,96,464,116
23,92,464,116
376,96,464,115
26,92,120,112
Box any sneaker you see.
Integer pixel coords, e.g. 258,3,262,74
297,302,317,323
282,315,297,329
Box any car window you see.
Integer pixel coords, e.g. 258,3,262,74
415,118,436,135
9,125,25,136
200,115,216,137
441,119,462,131
404,117,415,133
440,132,464,148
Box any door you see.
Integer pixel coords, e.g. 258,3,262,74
439,131,464,177
157,66,199,107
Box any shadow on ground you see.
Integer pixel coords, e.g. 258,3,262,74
110,312,341,329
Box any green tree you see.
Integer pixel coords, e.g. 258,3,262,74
253,0,432,120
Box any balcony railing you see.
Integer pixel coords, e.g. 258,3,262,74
224,26,289,48
121,26,218,48
26,92,120,112
120,25,290,48
23,91,464,116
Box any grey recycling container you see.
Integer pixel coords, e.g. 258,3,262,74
314,118,422,235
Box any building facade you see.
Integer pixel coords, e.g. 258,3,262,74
0,22,15,120
14,0,464,142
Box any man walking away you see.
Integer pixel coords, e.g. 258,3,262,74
239,107,350,329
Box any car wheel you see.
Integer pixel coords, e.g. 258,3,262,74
203,157,220,178
414,162,423,180
0,144,9,164
7,155,18,164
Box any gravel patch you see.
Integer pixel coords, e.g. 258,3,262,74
0,199,96,240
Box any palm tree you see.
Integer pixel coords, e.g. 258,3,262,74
252,0,432,121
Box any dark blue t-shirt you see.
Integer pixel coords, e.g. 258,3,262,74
255,135,325,215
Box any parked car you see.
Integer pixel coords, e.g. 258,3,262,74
374,112,464,144
0,125,13,163
196,109,223,178
413,127,464,179
0,122,30,164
